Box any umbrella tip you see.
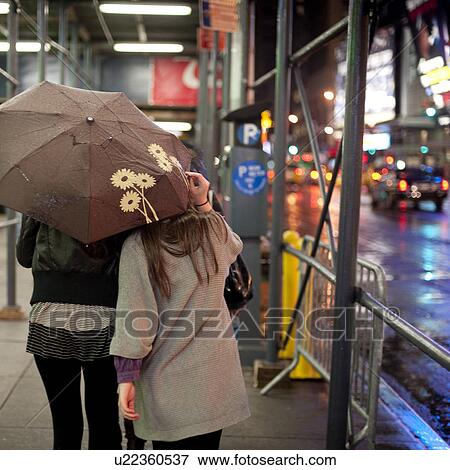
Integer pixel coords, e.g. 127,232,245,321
86,116,95,123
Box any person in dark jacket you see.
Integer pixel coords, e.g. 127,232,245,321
17,216,125,450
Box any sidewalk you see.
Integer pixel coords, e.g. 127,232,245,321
0,228,426,450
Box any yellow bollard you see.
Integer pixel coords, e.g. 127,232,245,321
278,230,302,360
279,230,321,379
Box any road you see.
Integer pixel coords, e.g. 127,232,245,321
285,183,450,441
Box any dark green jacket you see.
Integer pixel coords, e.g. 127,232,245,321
16,215,126,307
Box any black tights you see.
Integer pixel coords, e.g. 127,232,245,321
124,419,222,450
34,355,122,450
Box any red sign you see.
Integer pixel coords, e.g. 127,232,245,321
200,0,239,33
151,57,222,107
197,28,226,51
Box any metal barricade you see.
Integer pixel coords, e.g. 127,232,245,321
261,235,386,449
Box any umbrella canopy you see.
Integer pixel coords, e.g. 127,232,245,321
0,81,192,243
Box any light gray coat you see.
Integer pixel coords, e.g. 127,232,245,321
110,217,250,441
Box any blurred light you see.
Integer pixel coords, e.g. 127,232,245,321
223,145,231,153
398,179,408,192
363,132,391,151
396,160,406,170
385,155,394,165
100,3,192,15
368,148,376,155
262,141,272,154
333,129,343,139
325,172,332,181
310,170,319,180
302,153,313,162
381,167,389,175
292,154,300,162
371,172,381,181
288,114,299,124
214,156,220,166
425,107,437,117
441,179,449,191
0,2,9,14
113,43,183,53
261,110,272,129
294,168,304,176
267,170,275,180
438,116,450,126
324,126,334,135
0,41,51,52
287,193,297,205
323,90,335,101
267,160,275,170
317,197,324,207
288,145,299,155
154,121,192,132
420,145,429,154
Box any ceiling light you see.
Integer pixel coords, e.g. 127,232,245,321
100,3,191,15
154,121,192,132
0,2,9,14
0,41,51,52
113,43,183,53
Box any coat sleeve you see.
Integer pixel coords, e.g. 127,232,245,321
16,215,40,268
110,235,159,360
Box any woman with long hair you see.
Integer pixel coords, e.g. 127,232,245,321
110,172,250,450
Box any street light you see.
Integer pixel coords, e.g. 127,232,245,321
288,114,299,123
324,126,334,135
323,90,335,101
288,145,299,155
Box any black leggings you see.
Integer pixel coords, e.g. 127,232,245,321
34,355,122,450
152,430,222,450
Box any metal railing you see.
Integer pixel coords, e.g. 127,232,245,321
261,235,450,448
261,236,386,449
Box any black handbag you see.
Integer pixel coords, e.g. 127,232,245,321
224,254,254,311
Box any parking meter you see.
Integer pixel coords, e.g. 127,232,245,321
223,104,269,364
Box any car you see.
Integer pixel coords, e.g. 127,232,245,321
369,164,448,212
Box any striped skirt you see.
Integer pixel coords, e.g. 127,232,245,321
26,302,115,362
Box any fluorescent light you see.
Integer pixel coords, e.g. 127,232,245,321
113,43,183,53
0,2,9,14
154,121,192,132
0,41,51,52
100,3,191,15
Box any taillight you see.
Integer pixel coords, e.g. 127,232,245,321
398,179,408,192
441,179,449,191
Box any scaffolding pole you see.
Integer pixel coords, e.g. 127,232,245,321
326,0,369,450
266,0,292,363
37,0,48,82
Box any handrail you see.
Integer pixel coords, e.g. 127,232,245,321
356,288,450,371
0,67,19,85
0,217,20,229
251,16,349,89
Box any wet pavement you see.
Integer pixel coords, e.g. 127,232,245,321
285,184,450,442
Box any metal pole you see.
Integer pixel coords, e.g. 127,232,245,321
5,0,18,310
196,50,209,150
69,23,79,87
293,67,337,262
37,0,48,82
220,33,232,150
58,0,67,85
83,43,93,88
239,0,249,106
266,0,292,363
207,32,219,188
326,0,369,450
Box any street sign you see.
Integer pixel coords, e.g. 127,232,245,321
236,123,261,146
199,0,239,33
232,160,267,196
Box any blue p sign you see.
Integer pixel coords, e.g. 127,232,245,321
236,123,261,146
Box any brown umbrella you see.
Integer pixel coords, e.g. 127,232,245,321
0,81,192,243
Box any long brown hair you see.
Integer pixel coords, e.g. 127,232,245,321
140,205,227,298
